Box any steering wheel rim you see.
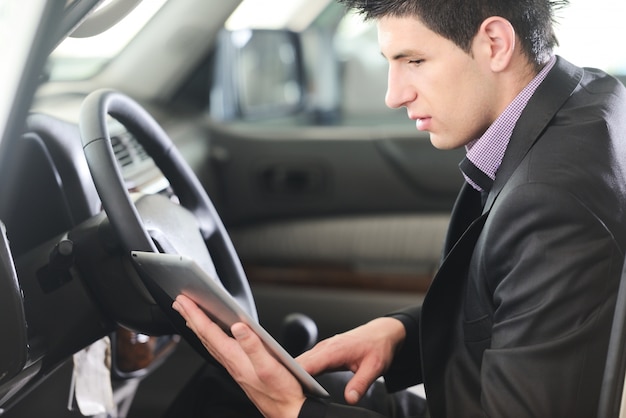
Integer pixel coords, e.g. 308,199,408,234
78,88,257,320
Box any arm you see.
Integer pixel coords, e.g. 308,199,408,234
173,296,400,418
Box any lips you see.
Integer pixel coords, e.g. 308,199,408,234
415,117,431,131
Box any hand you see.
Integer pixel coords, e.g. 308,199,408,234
297,317,405,405
172,294,306,418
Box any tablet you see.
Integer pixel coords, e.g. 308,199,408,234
130,250,329,399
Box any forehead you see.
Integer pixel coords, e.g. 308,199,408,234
377,15,450,58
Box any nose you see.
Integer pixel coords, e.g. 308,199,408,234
384,65,415,109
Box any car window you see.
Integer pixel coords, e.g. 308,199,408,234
220,0,626,129
333,11,407,125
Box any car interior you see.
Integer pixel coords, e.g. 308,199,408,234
0,0,625,417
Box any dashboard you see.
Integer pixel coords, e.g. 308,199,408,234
0,107,180,408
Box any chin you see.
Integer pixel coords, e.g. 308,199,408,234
430,134,472,151
429,136,454,150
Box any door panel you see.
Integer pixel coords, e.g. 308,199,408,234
204,122,464,225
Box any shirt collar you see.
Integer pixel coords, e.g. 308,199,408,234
461,55,557,192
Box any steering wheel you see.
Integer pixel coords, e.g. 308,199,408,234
78,89,257,337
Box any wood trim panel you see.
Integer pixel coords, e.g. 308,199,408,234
112,328,180,378
245,263,433,293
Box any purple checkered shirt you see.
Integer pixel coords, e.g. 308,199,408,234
462,56,557,191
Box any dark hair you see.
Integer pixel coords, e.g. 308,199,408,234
337,0,569,67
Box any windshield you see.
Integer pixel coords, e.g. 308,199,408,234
47,0,167,81
47,0,626,82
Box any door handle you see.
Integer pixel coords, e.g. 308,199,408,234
258,163,326,195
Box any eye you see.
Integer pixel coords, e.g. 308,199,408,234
408,59,424,66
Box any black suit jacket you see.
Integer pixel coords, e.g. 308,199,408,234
300,57,626,417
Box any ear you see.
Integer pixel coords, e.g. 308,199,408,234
475,16,516,73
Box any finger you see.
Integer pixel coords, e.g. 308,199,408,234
231,323,280,379
172,295,239,362
172,294,196,320
231,323,264,359
297,338,349,376
296,347,331,376
295,348,318,373
231,323,304,404
343,356,383,405
172,295,210,335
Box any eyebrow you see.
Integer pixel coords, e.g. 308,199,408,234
381,49,421,61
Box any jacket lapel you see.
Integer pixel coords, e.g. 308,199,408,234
442,182,483,257
421,211,489,416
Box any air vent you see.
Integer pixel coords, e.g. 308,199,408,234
129,136,150,161
106,123,167,191
111,134,133,167
110,131,151,170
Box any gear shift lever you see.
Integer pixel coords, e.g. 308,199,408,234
280,313,318,356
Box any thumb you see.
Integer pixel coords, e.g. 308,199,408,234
343,360,380,405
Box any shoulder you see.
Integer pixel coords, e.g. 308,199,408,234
512,61,626,218
555,58,626,120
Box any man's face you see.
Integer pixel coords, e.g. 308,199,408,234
378,16,498,150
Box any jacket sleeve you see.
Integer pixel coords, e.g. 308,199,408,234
383,306,423,392
298,398,387,418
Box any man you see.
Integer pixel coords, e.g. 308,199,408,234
173,0,626,416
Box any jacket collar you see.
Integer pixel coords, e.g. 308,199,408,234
483,56,584,211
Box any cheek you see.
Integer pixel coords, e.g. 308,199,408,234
430,97,491,149
449,84,494,139
423,65,494,148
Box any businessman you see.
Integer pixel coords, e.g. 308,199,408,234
173,0,626,416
